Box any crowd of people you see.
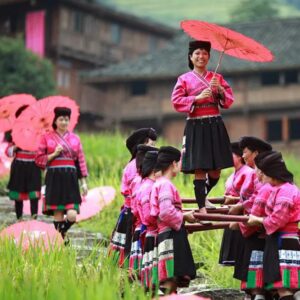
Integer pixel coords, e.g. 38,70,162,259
4,39,300,300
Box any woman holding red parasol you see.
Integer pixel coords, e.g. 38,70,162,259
35,107,88,239
172,40,234,213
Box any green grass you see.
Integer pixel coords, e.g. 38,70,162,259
97,0,300,27
0,238,150,300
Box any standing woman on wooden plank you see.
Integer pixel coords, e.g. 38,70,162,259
35,107,88,239
109,128,157,267
171,40,234,213
6,105,42,220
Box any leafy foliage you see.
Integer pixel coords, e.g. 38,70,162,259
0,37,56,98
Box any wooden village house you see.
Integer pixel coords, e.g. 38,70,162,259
0,0,175,125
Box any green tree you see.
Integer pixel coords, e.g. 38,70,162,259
230,0,280,22
0,36,56,98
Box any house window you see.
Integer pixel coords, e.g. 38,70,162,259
261,71,280,86
73,11,84,33
284,70,298,84
266,119,282,142
130,81,148,96
111,23,121,44
289,118,300,140
57,69,70,88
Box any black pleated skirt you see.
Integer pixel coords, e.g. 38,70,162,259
219,228,244,266
7,159,42,193
181,116,233,173
43,166,81,215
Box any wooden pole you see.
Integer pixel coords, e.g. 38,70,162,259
193,213,249,223
186,222,230,233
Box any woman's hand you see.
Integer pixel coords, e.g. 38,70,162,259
248,215,264,227
195,88,212,101
228,203,244,215
224,195,240,205
183,211,197,223
54,145,63,157
81,180,88,197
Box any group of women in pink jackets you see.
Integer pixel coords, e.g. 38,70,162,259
109,39,300,299
109,128,197,294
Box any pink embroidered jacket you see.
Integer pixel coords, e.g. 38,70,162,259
171,70,234,117
239,169,263,214
225,165,253,197
130,174,142,228
136,177,157,233
239,183,273,237
262,182,300,235
35,131,88,177
150,176,183,233
121,158,137,207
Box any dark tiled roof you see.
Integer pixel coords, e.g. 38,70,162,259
82,18,300,82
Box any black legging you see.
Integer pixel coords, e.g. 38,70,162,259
15,199,38,219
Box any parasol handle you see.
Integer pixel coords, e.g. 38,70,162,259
213,50,225,74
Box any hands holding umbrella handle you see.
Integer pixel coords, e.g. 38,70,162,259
195,88,212,102
47,145,64,161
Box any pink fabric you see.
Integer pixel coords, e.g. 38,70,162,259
25,10,45,57
130,175,142,227
171,71,234,116
262,182,300,235
150,176,183,233
239,183,273,237
35,131,88,177
136,177,157,233
225,164,253,196
120,158,137,207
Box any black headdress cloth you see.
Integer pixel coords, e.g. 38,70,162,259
155,146,181,171
239,136,272,153
126,128,157,159
141,150,159,178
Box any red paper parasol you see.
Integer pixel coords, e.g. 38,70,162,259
0,94,36,132
181,20,274,72
12,96,80,151
0,220,63,250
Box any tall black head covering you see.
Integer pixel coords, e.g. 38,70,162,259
155,146,181,172
52,107,71,129
126,128,157,160
256,151,293,183
188,40,211,70
231,142,243,157
239,136,272,153
141,150,158,179
136,144,158,175
254,150,275,168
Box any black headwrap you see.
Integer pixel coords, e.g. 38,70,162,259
254,150,275,167
135,144,158,174
52,107,71,129
141,150,158,179
188,40,211,70
239,136,272,153
155,146,181,171
257,151,293,183
126,128,157,159
231,142,243,157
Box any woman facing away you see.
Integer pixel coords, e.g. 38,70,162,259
35,107,88,239
150,146,197,294
171,40,234,213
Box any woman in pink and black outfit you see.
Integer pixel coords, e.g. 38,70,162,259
35,107,88,239
171,40,234,213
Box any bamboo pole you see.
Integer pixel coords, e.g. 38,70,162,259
182,196,225,204
193,213,249,223
186,222,230,233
